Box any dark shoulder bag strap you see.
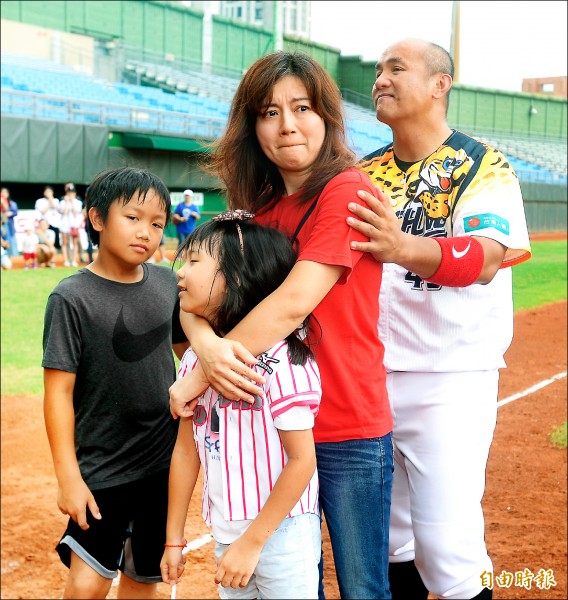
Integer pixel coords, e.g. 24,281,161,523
290,196,319,247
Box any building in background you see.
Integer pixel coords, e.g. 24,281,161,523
189,0,311,38
522,76,567,99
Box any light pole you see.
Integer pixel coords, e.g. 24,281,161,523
450,0,461,83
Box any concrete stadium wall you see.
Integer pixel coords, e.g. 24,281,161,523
0,115,108,184
0,0,204,65
521,181,568,233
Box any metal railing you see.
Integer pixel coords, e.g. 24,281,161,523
1,88,226,139
2,88,565,186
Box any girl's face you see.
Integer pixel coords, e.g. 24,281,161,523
255,75,325,193
176,244,226,321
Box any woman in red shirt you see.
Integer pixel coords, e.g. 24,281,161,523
170,51,394,600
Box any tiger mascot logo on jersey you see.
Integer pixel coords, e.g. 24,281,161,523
409,148,472,219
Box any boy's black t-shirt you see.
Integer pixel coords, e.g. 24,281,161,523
42,263,186,490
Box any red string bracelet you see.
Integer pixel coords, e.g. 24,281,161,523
164,539,187,548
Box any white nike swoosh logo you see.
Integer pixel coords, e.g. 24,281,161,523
452,242,471,259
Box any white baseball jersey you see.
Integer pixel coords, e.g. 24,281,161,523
360,130,532,372
178,340,321,543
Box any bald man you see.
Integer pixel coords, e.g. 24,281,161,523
348,39,531,600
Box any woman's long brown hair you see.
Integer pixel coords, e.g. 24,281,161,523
203,51,356,211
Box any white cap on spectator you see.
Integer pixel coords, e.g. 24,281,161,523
183,189,193,196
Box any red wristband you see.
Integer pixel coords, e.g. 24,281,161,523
424,236,484,287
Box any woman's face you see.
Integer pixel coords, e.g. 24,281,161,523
255,75,325,192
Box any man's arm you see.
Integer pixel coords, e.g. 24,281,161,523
347,190,506,284
43,368,101,529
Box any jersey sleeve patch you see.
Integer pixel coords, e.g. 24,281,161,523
464,213,510,235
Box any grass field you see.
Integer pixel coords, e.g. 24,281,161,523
1,240,566,397
511,240,567,311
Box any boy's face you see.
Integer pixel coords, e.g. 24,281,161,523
93,190,166,266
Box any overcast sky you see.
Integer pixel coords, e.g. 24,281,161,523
309,0,567,92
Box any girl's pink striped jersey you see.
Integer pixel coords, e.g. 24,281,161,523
178,339,322,539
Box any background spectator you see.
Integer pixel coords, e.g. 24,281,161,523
1,187,19,257
36,218,57,267
1,235,12,270
21,225,39,269
172,189,200,246
80,185,94,264
59,183,83,266
35,186,62,252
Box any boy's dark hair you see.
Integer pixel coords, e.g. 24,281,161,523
174,219,314,366
85,167,171,245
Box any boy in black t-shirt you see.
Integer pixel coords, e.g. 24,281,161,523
42,167,189,599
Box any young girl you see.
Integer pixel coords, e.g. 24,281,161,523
160,210,322,599
21,225,39,269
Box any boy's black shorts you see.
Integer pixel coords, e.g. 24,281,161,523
56,469,169,583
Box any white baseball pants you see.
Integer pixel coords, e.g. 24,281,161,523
387,370,498,600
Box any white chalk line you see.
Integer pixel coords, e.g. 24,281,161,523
182,533,214,554
497,371,567,407
169,371,568,598
170,534,214,599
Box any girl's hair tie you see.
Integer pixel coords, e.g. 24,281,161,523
212,210,255,254
213,209,255,222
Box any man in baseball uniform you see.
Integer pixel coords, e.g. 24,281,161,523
348,38,531,600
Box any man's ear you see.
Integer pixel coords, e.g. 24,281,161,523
88,207,103,232
433,72,453,100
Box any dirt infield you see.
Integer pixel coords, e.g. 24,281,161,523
1,301,566,600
